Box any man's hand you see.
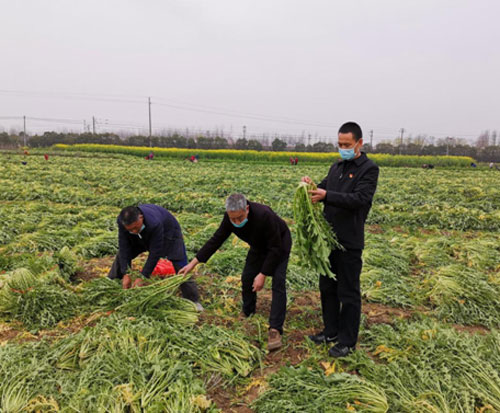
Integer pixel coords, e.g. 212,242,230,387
308,188,326,203
178,258,199,276
252,273,266,292
301,176,313,184
122,274,132,289
132,278,146,288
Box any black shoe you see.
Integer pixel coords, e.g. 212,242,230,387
308,332,337,345
328,343,354,358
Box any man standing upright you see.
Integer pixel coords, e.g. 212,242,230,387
302,122,379,358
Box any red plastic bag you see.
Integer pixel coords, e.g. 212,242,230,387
151,259,176,278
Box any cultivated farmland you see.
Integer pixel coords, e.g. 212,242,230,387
0,152,499,412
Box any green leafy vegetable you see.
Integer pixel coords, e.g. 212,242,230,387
293,181,343,278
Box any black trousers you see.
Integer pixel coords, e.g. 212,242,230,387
320,249,362,347
107,251,200,303
241,249,288,334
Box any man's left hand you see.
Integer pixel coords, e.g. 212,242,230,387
252,273,266,292
308,188,326,203
132,278,146,288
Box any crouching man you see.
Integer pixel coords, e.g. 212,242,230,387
179,194,291,351
108,204,203,311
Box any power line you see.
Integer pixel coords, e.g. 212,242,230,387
0,88,488,140
0,89,342,128
152,96,339,128
153,101,340,128
0,116,23,120
29,116,82,125
0,115,483,143
0,89,144,105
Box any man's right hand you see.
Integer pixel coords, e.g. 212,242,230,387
178,258,199,276
122,274,132,289
301,176,313,185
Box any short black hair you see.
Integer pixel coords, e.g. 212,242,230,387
119,206,142,226
338,122,363,142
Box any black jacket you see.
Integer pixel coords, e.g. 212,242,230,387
118,204,185,277
318,152,379,250
196,201,292,276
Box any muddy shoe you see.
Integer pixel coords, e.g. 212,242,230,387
267,328,282,351
238,311,255,321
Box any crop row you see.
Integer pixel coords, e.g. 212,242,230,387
1,152,499,411
1,155,498,230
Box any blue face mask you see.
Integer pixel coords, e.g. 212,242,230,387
129,224,145,236
231,218,248,228
339,147,356,160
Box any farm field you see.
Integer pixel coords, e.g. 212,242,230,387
0,152,499,412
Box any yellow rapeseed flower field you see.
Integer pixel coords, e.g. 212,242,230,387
53,143,474,167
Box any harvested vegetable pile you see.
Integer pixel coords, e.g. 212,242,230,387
81,275,200,325
0,267,200,332
254,318,500,413
356,318,500,412
0,315,260,411
253,366,389,413
0,268,78,332
292,181,343,278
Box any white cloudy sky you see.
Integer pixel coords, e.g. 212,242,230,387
1,0,499,143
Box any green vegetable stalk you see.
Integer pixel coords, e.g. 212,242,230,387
293,182,343,279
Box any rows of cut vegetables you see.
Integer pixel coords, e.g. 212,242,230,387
0,153,499,412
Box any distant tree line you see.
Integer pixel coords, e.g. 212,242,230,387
0,131,499,162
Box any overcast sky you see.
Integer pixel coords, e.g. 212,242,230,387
1,0,499,143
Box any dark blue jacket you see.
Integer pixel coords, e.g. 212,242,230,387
117,204,185,277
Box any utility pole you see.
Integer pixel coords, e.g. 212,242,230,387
420,136,427,151
23,116,27,146
369,129,373,150
399,128,405,155
148,97,152,147
92,116,96,134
